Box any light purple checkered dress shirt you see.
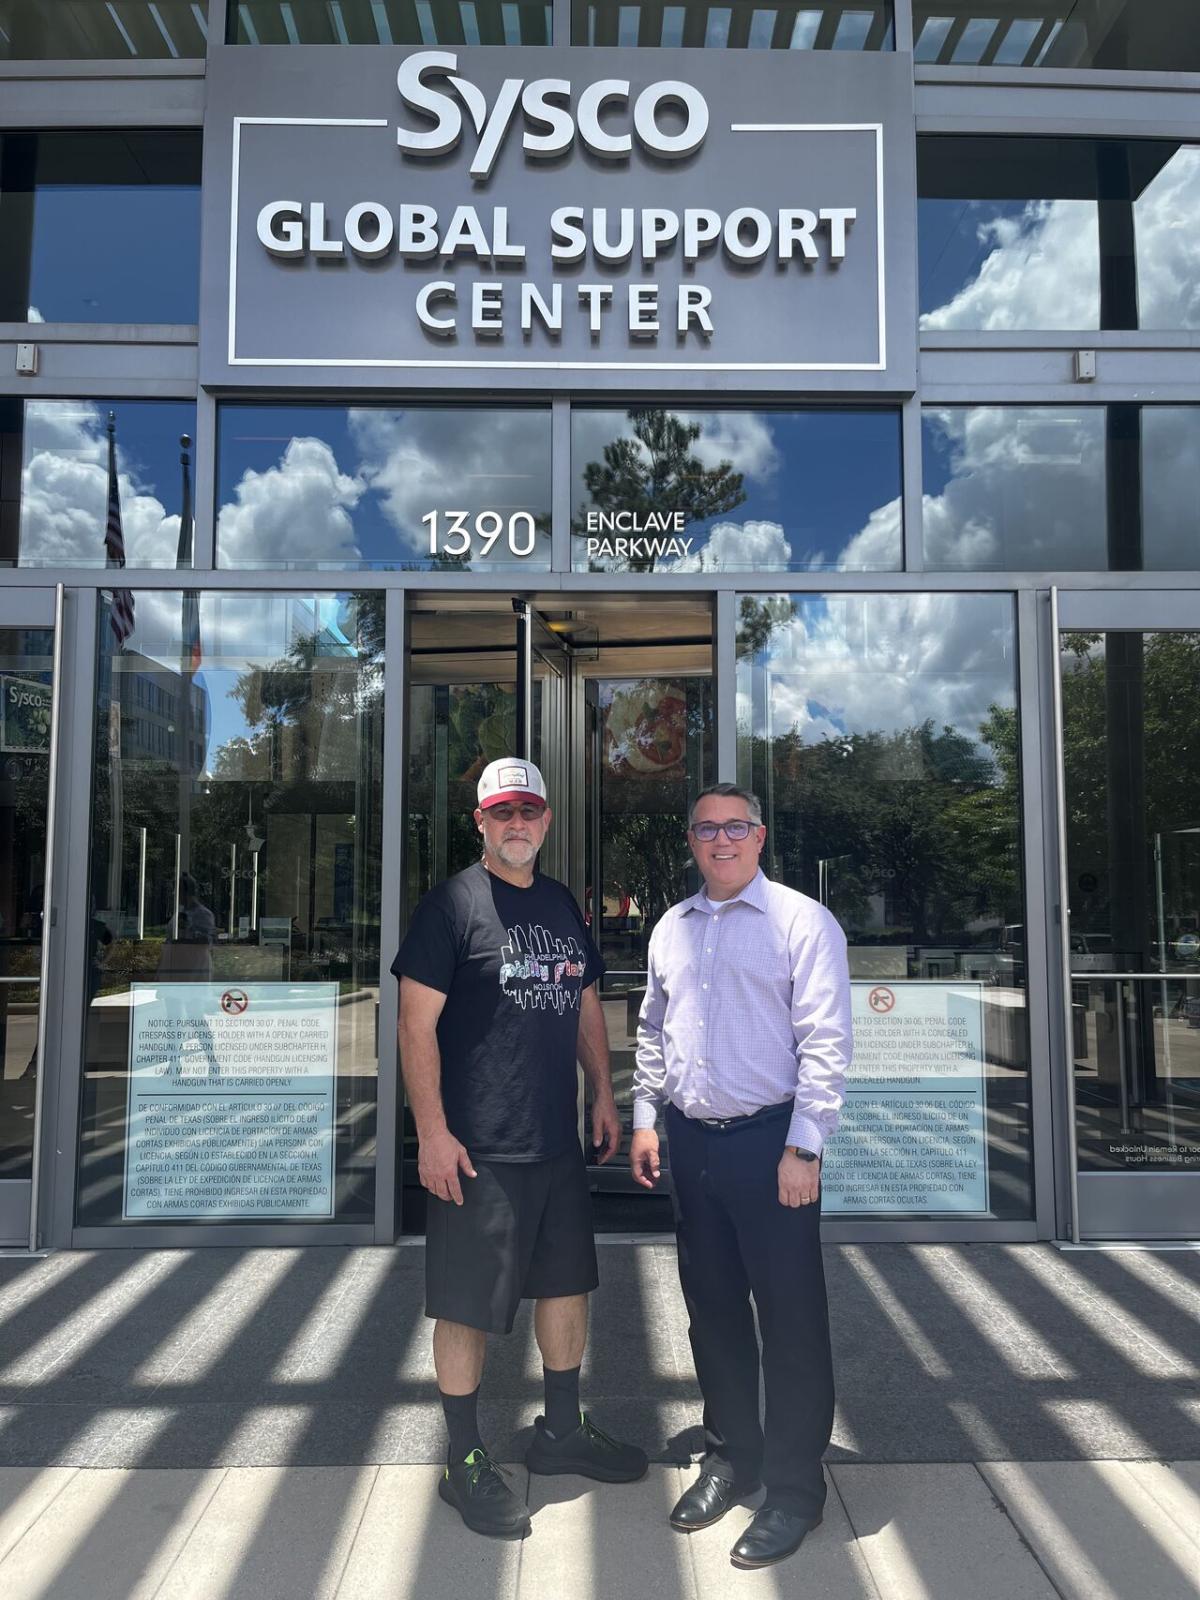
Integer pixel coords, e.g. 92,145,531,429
632,869,852,1156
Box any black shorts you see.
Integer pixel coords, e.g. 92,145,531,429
424,1143,599,1334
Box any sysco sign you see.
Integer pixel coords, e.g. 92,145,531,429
395,51,710,179
203,45,917,387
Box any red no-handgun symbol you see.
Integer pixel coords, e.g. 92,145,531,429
868,986,896,1014
221,988,249,1016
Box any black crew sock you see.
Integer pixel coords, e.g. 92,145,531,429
543,1363,582,1439
441,1386,484,1464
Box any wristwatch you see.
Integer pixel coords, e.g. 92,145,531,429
786,1146,819,1163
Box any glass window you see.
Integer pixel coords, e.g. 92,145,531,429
574,0,892,46
0,1,208,57
0,625,53,1182
1062,630,1200,1174
922,407,1106,570
919,138,1100,331
228,0,551,43
572,408,902,574
920,137,1200,333
913,2,1200,72
1143,409,1200,569
217,405,552,571
79,592,383,1227
0,399,197,569
923,405,1200,572
0,132,202,325
737,592,1032,1219
1135,146,1200,331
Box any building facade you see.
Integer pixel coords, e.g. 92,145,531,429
1,0,1198,1252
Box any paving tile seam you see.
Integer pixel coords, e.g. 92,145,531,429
513,1466,532,1600
1116,1462,1200,1549
8,1449,1200,1470
143,1465,230,1600
0,1384,717,1403
823,1467,888,1600
0,1465,80,1567
970,1461,1074,1600
327,1462,381,1599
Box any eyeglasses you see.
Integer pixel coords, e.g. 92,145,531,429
690,819,756,842
486,803,546,823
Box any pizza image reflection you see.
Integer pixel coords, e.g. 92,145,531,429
606,682,688,776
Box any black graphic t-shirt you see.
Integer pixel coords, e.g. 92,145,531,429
392,862,605,1161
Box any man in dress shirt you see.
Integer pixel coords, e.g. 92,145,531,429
630,782,852,1571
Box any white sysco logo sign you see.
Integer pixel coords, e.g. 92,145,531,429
395,51,710,180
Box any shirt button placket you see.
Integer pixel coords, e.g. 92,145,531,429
697,910,721,1105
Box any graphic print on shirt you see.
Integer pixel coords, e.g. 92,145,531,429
499,923,587,1013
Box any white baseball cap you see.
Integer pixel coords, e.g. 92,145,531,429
477,757,548,810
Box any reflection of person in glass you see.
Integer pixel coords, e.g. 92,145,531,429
171,873,215,979
159,874,218,1075
394,757,646,1540
630,783,852,1571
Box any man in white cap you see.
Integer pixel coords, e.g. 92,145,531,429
394,756,646,1539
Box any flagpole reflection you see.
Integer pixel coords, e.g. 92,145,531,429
103,412,134,930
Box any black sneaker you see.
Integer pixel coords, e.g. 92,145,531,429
525,1412,648,1483
438,1449,531,1539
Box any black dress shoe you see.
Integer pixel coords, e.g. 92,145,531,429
730,1505,823,1569
670,1471,761,1531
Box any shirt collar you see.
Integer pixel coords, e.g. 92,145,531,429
683,868,769,916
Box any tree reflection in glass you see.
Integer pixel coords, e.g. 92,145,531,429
80,592,383,1226
572,407,902,573
736,592,1033,1218
1062,630,1200,1174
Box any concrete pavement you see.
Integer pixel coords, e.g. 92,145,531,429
0,1241,1197,1596
0,1460,1196,1599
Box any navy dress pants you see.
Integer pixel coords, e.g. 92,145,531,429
666,1102,834,1518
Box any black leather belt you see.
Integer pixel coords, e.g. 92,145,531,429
683,1099,793,1133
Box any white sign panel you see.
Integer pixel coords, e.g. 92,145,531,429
124,981,338,1219
822,981,989,1215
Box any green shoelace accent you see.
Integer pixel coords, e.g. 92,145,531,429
454,1448,510,1493
578,1414,623,1452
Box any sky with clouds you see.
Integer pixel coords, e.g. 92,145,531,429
571,407,903,572
920,145,1200,332
19,400,194,568
737,593,1017,758
216,406,553,569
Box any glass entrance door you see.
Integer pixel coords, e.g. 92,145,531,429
0,589,60,1246
1055,596,1200,1238
402,599,568,1223
402,595,714,1230
405,601,565,908
583,675,712,1206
